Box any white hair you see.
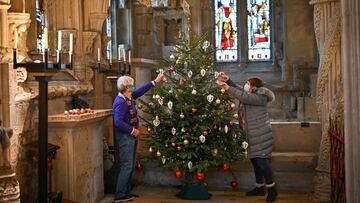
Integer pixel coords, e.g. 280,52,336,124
117,76,134,93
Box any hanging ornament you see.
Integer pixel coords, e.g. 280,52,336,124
172,127,176,135
224,125,229,133
176,59,181,64
199,135,206,143
221,88,226,93
187,70,193,78
156,151,161,157
191,108,198,113
213,124,218,130
216,99,221,104
191,89,197,95
223,163,230,171
203,130,209,137
158,97,164,105
231,103,236,108
227,104,233,111
230,180,238,188
147,127,151,132
184,139,189,145
167,101,173,109
175,170,182,179
176,146,182,151
188,161,193,170
200,69,206,76
169,65,175,71
170,54,175,60
207,94,214,103
152,94,156,99
181,127,186,132
180,112,185,119
234,113,239,119
214,71,219,78
212,148,218,156
179,80,185,87
229,120,235,125
153,116,160,127
149,147,153,152
196,172,205,181
169,88,174,94
242,141,249,149
202,40,210,50
155,94,160,99
162,156,166,164
175,94,180,100
171,142,176,147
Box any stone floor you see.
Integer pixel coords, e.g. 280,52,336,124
99,186,315,203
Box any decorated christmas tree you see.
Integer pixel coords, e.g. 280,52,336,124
138,31,247,199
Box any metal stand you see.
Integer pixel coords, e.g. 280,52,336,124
13,49,72,203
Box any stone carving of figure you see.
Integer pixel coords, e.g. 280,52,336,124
0,120,13,171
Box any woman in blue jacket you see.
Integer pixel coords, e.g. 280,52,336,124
113,73,165,202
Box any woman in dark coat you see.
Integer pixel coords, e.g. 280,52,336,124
216,73,278,202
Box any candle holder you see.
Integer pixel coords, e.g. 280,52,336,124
13,48,72,203
94,60,131,77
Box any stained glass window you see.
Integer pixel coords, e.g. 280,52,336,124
215,0,238,62
36,0,45,52
247,0,271,61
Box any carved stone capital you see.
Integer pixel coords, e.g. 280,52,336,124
309,0,338,5
0,174,20,202
83,31,98,55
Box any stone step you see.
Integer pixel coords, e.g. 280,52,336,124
271,121,321,152
134,152,318,193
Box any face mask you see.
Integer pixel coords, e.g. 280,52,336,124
130,85,136,93
244,83,251,92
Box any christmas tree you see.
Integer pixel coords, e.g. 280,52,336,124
138,32,247,197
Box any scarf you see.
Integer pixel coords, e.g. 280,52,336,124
125,97,137,126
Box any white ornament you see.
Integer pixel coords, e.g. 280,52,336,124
242,141,249,149
176,59,181,64
181,128,186,132
200,69,206,76
202,40,210,50
159,69,164,74
167,101,173,109
162,156,166,164
170,54,175,60
188,161,193,169
224,125,229,133
64,110,69,115
191,89,197,95
172,127,176,135
155,94,160,99
153,116,160,127
187,70,193,78
221,88,226,93
199,135,206,143
234,113,239,119
216,99,221,104
231,103,236,108
158,97,164,105
207,94,214,103
180,113,185,119
214,71,219,78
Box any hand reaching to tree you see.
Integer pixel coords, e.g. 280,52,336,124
154,73,166,84
217,72,229,81
215,80,230,91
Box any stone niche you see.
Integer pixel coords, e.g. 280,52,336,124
48,110,112,203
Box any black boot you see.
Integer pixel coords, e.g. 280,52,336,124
245,186,265,196
266,184,278,202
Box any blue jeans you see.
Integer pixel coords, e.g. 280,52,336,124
114,132,138,199
250,158,274,185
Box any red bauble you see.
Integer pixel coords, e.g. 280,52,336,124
175,170,182,179
230,180,238,188
169,65,175,71
196,172,205,181
223,163,230,171
135,161,144,170
191,108,198,113
227,104,233,111
179,80,185,87
176,146,182,152
229,120,235,125
203,130,209,136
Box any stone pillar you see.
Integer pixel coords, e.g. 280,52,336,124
342,0,360,202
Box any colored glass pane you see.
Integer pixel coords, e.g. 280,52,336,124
247,0,271,61
215,0,238,62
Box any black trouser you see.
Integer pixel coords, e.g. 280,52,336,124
250,158,274,185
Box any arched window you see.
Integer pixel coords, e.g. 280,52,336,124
215,0,273,63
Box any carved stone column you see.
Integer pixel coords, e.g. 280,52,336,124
309,0,342,201
341,0,360,202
